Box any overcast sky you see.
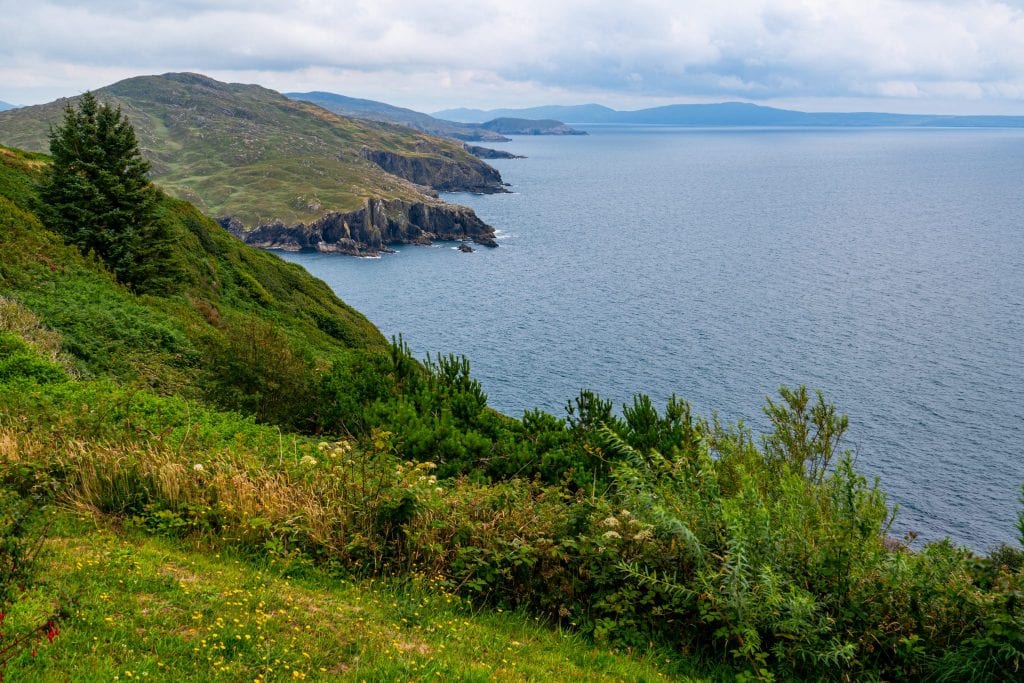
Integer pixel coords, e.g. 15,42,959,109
3,0,1024,114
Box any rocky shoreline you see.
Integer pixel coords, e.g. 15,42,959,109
220,198,498,257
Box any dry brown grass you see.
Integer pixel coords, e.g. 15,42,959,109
0,297,75,372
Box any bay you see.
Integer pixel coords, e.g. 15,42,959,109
278,126,1024,550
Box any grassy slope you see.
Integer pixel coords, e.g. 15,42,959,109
0,143,383,393
0,73,493,226
0,144,723,681
3,513,702,682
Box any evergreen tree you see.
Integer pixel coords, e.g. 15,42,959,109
39,92,174,292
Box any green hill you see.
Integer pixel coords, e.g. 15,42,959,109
0,73,505,254
0,142,383,422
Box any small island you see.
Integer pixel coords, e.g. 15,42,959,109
479,117,587,135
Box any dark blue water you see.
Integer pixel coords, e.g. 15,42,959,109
279,126,1024,549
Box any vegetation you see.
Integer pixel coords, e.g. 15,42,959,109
0,73,499,228
39,92,173,292
0,131,1022,682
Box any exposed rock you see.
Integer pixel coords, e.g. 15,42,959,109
220,198,497,257
457,243,474,253
464,145,525,159
360,148,508,194
472,234,499,248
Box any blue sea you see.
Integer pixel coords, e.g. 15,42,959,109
279,126,1024,550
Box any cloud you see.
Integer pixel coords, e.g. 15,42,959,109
2,0,1024,112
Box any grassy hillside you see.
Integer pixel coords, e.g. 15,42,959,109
1,137,1022,682
2,511,699,682
0,143,383,422
0,73,501,228
0,145,712,678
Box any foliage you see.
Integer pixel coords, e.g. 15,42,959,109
0,489,62,681
38,93,175,293
1,143,383,407
2,130,1024,680
0,72,498,227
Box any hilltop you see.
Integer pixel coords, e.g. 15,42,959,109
0,73,505,255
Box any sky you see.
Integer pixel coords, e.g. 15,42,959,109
3,0,1024,115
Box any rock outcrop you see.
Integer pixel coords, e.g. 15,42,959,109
464,145,525,159
220,198,498,257
360,149,507,194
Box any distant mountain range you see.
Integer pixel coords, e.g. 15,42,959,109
286,91,585,140
434,101,1024,128
286,91,510,142
0,100,16,112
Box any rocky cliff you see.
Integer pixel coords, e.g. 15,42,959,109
361,149,507,194
221,198,498,257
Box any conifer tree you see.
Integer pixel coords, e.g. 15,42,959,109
39,92,173,292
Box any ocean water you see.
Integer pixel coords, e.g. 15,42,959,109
279,126,1024,549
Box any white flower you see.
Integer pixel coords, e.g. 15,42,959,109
601,530,621,540
193,463,205,473
601,516,620,528
300,455,318,467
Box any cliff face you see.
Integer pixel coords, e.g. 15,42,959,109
221,198,498,257
361,149,507,194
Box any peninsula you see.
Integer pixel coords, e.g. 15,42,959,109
0,73,505,256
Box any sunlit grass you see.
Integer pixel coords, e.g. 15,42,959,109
9,513,718,682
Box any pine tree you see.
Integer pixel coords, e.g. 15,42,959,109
39,92,173,292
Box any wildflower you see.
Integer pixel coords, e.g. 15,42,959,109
601,530,621,540
193,463,205,472
601,516,620,528
299,455,317,467
633,528,654,542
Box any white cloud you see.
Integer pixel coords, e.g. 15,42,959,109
1,0,1024,113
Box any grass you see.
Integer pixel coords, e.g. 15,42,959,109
4,512,717,682
0,146,384,408
0,73,500,227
